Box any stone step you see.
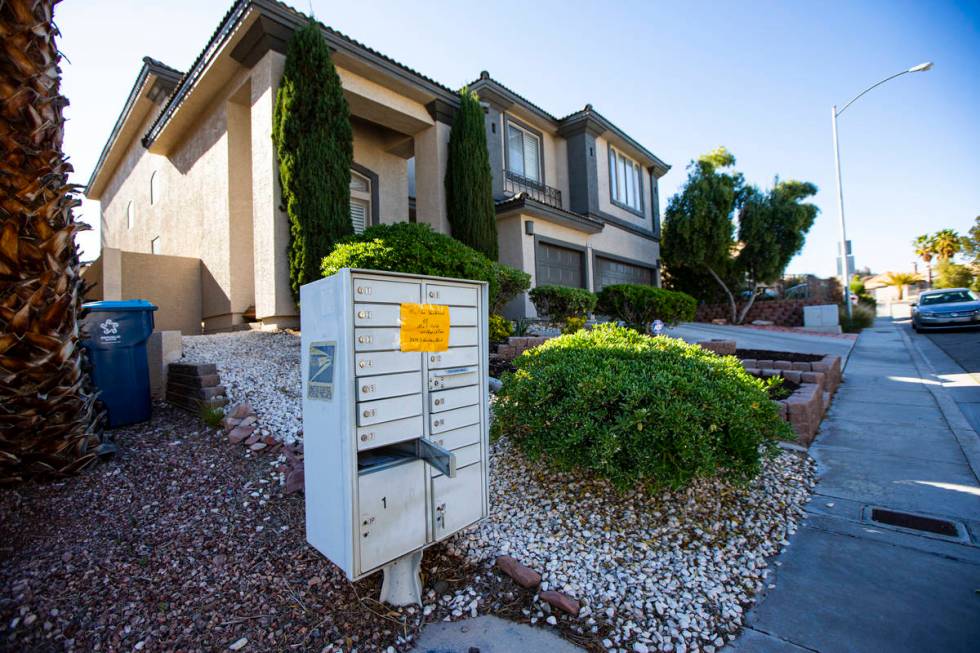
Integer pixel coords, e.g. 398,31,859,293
167,381,227,401
167,370,221,388
169,362,217,376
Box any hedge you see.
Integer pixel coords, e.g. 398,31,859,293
493,324,789,490
321,222,529,309
528,285,596,332
596,284,697,330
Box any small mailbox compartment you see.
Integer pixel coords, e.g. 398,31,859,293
354,279,420,304
448,306,478,326
355,351,421,376
428,423,481,451
357,414,423,451
427,347,479,370
431,463,483,540
430,385,479,413
431,404,481,434
356,371,422,401
425,284,478,307
430,443,480,477
357,393,423,427
357,453,426,573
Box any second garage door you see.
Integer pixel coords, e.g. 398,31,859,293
535,241,585,288
595,256,654,290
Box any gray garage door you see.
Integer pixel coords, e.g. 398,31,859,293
595,256,654,290
535,241,584,288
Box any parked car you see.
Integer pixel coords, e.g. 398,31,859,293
911,288,980,332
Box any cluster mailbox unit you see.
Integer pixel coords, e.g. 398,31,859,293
301,268,489,602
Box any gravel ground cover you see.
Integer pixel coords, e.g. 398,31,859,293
0,406,482,652
449,439,816,653
182,332,303,443
8,331,818,653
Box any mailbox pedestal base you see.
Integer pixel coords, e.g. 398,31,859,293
380,550,423,606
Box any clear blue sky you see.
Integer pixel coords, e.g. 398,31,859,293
60,0,979,276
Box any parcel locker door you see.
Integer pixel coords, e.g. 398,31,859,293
358,460,426,573
431,463,483,540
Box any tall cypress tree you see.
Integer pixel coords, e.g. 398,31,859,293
445,88,497,260
273,20,353,301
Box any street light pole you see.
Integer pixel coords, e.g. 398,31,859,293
831,61,933,320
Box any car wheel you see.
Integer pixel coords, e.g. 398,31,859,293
913,323,921,333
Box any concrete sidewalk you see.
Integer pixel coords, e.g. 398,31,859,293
730,319,980,652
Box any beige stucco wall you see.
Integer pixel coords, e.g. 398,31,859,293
82,247,202,335
595,135,654,229
352,119,409,224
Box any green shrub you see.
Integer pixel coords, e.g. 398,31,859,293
934,260,974,289
491,263,531,314
529,285,596,330
493,324,788,490
198,403,225,429
562,316,586,335
596,284,696,330
322,222,526,308
839,303,875,332
489,314,513,343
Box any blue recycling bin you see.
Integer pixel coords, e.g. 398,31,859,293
81,300,158,428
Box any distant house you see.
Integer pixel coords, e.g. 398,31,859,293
84,0,670,332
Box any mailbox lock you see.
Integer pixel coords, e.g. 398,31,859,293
359,360,373,368
356,286,373,295
360,432,374,442
435,502,447,528
357,310,371,319
363,409,376,418
433,418,444,427
358,335,373,344
434,398,444,406
430,355,441,363
362,384,375,394
428,290,439,299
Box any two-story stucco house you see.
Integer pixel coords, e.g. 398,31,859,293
84,0,670,333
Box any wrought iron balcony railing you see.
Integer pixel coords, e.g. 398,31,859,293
504,170,562,210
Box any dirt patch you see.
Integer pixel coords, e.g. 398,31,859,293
735,349,825,363
0,405,492,652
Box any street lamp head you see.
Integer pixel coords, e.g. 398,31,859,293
908,62,934,73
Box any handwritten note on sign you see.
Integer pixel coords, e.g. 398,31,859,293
399,303,450,352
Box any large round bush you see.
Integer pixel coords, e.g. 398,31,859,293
596,283,696,329
492,324,790,490
321,223,529,308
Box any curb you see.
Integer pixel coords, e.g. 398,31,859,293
896,324,980,483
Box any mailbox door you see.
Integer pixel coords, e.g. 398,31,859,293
358,460,426,573
431,463,484,540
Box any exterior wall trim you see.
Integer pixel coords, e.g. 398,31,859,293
532,234,588,290
496,196,603,234
351,161,381,226
592,211,659,242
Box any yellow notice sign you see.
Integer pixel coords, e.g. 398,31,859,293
399,303,450,352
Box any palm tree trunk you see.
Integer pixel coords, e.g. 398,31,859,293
0,0,105,484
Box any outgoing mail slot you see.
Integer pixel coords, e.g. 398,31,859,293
355,351,421,376
427,423,481,451
425,284,478,307
430,385,479,413
428,366,480,391
427,346,478,370
358,394,423,427
430,404,481,434
357,415,424,451
354,279,420,304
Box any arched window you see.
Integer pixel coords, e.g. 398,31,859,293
149,171,159,205
127,201,135,229
350,171,371,234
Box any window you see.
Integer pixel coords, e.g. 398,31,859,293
506,122,541,182
350,171,371,234
149,171,159,205
608,146,644,213
150,237,160,254
126,201,135,229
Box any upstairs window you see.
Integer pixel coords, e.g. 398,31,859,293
609,146,644,213
506,122,541,183
350,171,371,234
150,171,159,205
127,201,135,229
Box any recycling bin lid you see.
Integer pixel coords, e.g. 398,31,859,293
82,299,158,312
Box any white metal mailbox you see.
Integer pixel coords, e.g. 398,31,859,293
300,268,490,595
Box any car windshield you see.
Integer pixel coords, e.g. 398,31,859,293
919,290,977,306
